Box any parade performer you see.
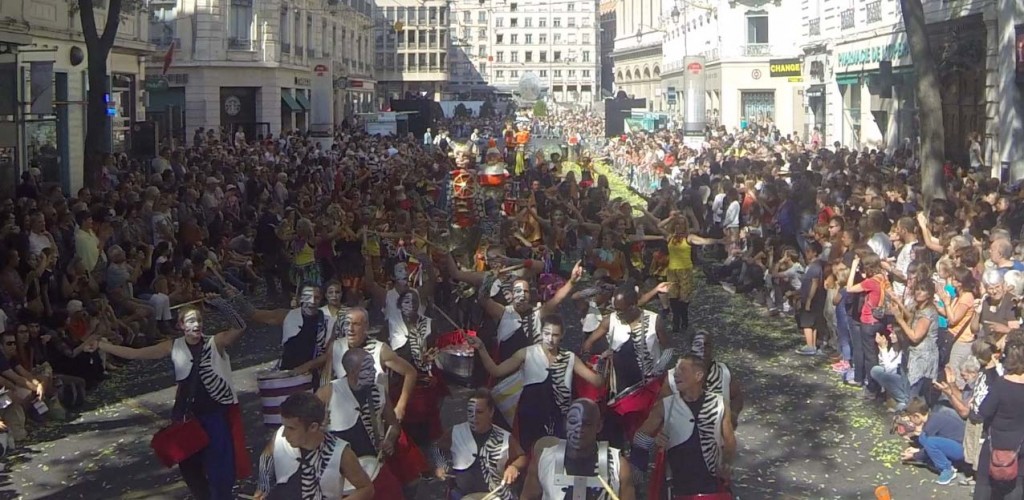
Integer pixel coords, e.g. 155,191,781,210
431,389,527,500
393,289,447,444
316,347,408,499
256,392,375,500
477,262,580,362
363,259,433,364
251,284,331,389
632,354,737,500
522,399,636,500
582,284,669,444
321,280,351,386
664,331,745,429
95,291,253,499
468,313,603,453
327,307,417,422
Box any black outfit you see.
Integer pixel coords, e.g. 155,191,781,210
664,395,720,496
973,375,1024,499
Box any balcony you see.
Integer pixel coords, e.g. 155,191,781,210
150,37,181,51
742,44,771,57
228,37,252,50
704,47,720,62
809,18,820,36
866,1,882,23
841,8,855,29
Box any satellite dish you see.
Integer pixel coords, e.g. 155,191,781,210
518,72,542,102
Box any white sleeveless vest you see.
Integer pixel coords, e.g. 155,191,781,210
660,393,725,474
384,288,427,350
496,303,542,343
326,378,382,435
523,344,575,391
329,338,385,390
538,441,620,500
451,422,511,471
607,309,660,361
667,361,732,411
170,336,237,404
271,426,346,499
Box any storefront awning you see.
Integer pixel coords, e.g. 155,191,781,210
281,90,303,112
835,75,860,86
295,92,312,111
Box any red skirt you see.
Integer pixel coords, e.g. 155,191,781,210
226,404,252,480
386,429,428,484
574,355,608,403
371,463,405,499
608,376,664,442
402,375,448,442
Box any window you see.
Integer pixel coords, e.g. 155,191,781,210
524,17,532,27
525,34,532,44
478,46,486,57
511,51,518,62
462,27,471,40
511,34,518,44
568,2,575,11
332,24,337,54
554,69,562,77
496,70,504,78
478,28,486,40
540,51,547,62
419,53,427,67
582,50,590,62
568,17,575,28
511,70,518,78
553,17,561,28
510,18,518,27
496,51,504,62
582,33,589,44
294,13,302,50
229,0,253,47
582,70,590,77
554,50,561,61
539,18,547,28
495,18,503,27
322,19,329,55
478,11,487,23
525,51,532,62
463,11,470,23
496,34,504,44
397,7,405,22
568,70,575,77
479,62,486,73
746,15,768,44
429,7,437,23
280,8,290,50
539,34,547,44
554,33,561,44
510,2,518,11
540,70,547,77
306,15,313,52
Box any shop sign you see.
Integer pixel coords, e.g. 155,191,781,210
837,41,909,67
295,76,312,87
313,64,328,76
349,80,364,88
666,86,677,104
144,77,169,91
769,58,802,78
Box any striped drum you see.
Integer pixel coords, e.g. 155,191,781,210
257,370,313,426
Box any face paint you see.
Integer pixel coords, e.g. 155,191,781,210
356,355,376,390
466,399,479,432
393,263,409,283
181,310,203,339
541,324,560,350
300,287,320,315
565,402,585,450
399,293,417,321
512,281,529,305
325,285,343,307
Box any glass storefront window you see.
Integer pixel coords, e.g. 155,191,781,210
24,120,59,184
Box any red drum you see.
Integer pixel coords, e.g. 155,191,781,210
608,376,664,441
574,355,609,403
387,429,429,484
479,163,508,187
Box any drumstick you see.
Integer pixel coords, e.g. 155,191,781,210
432,303,465,332
170,297,211,310
597,474,620,500
479,484,507,500
496,264,525,274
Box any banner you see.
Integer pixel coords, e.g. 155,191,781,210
29,62,53,116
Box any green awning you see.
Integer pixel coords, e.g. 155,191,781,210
836,75,860,85
294,92,311,111
281,90,302,112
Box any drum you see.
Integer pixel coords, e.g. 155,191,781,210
479,163,508,187
575,355,609,403
435,330,478,386
607,376,664,441
257,370,313,426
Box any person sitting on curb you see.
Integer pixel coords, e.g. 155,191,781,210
899,396,966,485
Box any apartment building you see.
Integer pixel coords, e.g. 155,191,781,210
660,0,804,135
599,0,617,99
446,0,491,98
145,0,376,140
799,0,1020,174
374,0,450,101
612,0,664,110
489,0,601,105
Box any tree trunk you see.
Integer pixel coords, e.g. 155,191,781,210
83,51,109,190
900,0,946,204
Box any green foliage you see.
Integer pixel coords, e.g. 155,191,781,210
453,103,471,119
479,100,495,118
532,100,547,117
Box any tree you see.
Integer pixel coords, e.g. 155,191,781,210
77,0,138,189
479,99,495,118
532,100,547,117
899,0,945,204
453,103,471,119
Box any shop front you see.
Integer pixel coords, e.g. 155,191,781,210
833,35,915,150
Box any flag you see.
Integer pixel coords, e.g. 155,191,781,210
161,43,174,76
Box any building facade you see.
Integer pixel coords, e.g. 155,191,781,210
660,0,804,134
599,0,617,99
374,0,450,101
445,0,491,99
798,0,1024,176
612,0,664,111
0,4,150,194
488,0,601,105
145,0,376,142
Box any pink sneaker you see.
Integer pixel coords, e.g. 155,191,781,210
831,360,850,373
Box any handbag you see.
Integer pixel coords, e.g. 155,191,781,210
870,277,888,321
989,437,1024,482
150,344,210,467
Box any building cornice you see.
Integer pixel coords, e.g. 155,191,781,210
611,44,662,61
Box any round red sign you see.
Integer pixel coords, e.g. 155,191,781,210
314,64,328,76
687,62,703,74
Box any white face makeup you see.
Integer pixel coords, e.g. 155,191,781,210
512,281,529,305
466,399,479,432
355,355,376,390
181,310,203,339
399,292,417,320
541,324,560,350
565,403,585,450
325,285,343,307
393,263,410,283
300,287,320,315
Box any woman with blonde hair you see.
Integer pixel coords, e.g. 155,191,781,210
656,212,720,333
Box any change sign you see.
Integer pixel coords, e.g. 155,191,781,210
769,58,802,78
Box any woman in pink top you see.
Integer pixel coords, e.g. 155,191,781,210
845,253,890,400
